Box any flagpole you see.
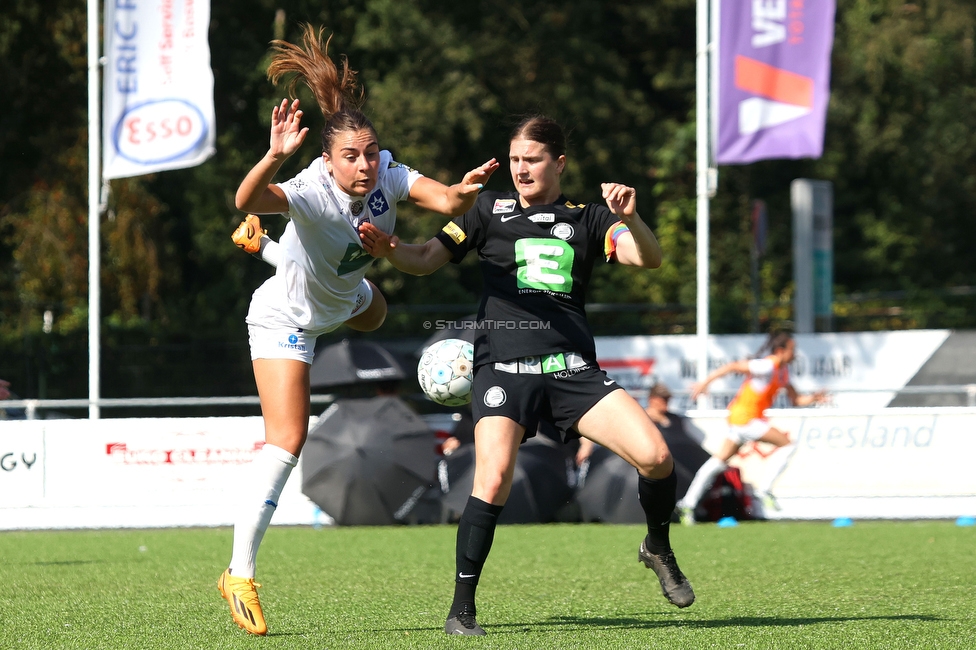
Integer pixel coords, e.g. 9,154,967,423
87,0,101,419
695,0,711,407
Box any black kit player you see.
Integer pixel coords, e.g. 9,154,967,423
360,115,694,635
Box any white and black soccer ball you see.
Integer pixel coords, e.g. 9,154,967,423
417,338,474,406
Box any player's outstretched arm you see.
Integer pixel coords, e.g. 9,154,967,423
790,386,829,407
601,183,662,269
236,98,308,214
689,359,752,401
359,223,452,276
408,159,499,216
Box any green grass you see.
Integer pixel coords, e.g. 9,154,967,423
1,521,973,649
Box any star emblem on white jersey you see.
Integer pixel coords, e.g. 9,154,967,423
368,191,390,217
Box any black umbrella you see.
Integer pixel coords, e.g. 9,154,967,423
310,339,407,388
440,436,575,524
576,417,710,523
575,446,646,524
659,416,712,499
301,396,438,525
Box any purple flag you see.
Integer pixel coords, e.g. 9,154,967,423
716,0,836,165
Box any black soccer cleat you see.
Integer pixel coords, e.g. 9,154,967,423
639,540,696,608
444,605,486,636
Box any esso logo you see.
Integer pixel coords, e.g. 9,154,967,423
113,99,208,164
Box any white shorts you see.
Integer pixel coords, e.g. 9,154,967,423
247,280,373,364
727,418,772,444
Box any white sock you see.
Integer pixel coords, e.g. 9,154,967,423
259,237,282,268
229,444,298,578
756,443,797,497
679,456,728,510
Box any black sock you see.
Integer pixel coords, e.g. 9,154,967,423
450,496,503,617
638,469,677,555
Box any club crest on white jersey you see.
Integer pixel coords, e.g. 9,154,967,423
368,191,390,217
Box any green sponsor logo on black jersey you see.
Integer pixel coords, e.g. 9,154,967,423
514,238,575,292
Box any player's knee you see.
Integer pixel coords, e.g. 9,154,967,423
477,478,505,502
634,445,672,477
473,471,510,504
266,431,307,457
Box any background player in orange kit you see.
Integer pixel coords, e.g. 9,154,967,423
678,330,828,523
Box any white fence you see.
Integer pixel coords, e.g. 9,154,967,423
686,407,976,520
0,417,321,531
3,329,974,528
2,408,975,530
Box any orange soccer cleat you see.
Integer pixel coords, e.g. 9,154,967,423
217,569,268,635
231,214,267,255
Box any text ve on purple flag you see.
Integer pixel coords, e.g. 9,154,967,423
715,0,836,165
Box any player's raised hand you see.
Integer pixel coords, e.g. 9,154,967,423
457,158,500,197
269,98,309,159
359,222,399,258
602,183,637,218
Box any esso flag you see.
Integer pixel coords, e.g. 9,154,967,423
715,0,836,164
103,0,215,179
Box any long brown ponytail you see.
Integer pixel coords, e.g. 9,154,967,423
266,24,375,153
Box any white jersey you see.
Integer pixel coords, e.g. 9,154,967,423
246,150,422,334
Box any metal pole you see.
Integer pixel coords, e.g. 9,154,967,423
695,0,712,407
87,0,101,419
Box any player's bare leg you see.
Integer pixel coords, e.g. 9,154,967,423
219,358,309,635
578,389,695,608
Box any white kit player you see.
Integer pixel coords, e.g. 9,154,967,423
216,24,497,636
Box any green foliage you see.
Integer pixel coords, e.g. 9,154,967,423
822,0,976,291
2,1,976,397
1,521,974,648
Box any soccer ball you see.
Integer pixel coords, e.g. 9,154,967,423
418,338,474,406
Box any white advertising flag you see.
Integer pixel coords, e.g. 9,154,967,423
102,0,215,179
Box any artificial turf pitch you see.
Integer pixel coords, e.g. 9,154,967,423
1,520,973,649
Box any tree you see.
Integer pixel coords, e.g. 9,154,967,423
3,0,976,400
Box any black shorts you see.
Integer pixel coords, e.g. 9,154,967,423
471,354,620,443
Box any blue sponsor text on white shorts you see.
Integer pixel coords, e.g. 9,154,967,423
246,280,373,364
248,324,317,364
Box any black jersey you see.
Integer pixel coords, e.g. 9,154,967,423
435,190,624,367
